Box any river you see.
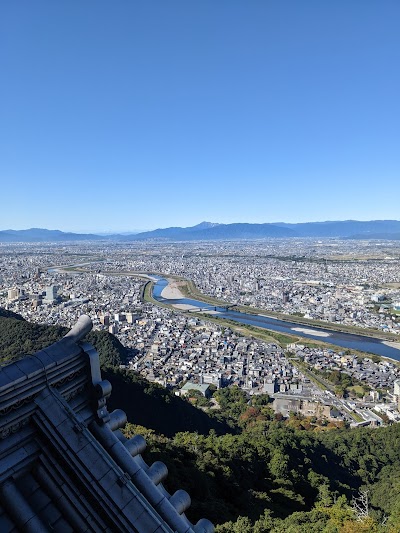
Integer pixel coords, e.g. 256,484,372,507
151,277,400,361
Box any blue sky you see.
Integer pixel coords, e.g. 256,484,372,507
1,1,399,233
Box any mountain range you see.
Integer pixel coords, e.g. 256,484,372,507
2,220,400,242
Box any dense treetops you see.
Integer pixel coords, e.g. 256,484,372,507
0,312,125,366
0,308,25,320
1,310,400,531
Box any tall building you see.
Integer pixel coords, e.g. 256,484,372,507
7,288,19,301
282,291,290,304
394,379,400,411
100,314,110,326
109,323,118,334
44,285,58,302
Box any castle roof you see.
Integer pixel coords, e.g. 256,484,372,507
0,315,213,533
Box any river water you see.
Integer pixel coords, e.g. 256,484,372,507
152,277,400,361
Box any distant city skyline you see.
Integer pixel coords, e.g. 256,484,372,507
1,1,399,233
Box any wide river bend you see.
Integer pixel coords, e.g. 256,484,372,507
151,277,400,361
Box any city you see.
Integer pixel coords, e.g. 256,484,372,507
2,1,400,529
1,238,400,428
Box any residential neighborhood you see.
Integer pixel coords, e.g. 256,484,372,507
1,239,400,426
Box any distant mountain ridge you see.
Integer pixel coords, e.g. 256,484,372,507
275,219,400,238
127,221,295,241
2,220,400,242
0,228,103,242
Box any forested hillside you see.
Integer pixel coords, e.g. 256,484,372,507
1,311,400,532
0,313,126,367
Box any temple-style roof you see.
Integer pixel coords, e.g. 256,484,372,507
0,315,214,533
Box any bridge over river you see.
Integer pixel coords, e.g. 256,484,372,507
151,276,400,361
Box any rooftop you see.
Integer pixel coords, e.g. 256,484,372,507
0,315,213,533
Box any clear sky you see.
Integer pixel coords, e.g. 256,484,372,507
1,1,399,233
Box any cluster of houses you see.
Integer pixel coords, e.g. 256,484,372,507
1,241,400,426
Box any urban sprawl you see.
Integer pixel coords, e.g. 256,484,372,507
1,239,400,427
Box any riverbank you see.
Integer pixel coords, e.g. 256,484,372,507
169,274,399,342
49,264,400,360
160,279,186,299
152,277,400,361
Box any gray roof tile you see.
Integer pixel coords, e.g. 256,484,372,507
0,315,214,533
